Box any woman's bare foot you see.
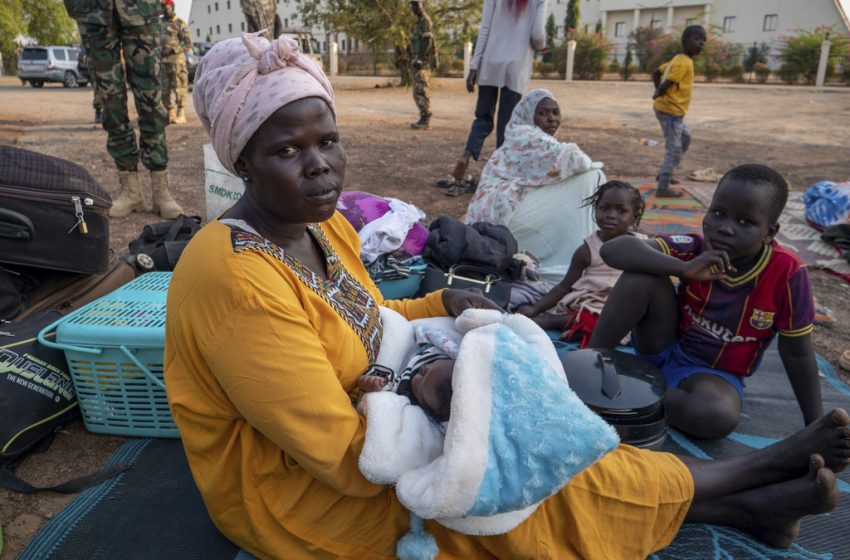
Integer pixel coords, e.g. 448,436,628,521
741,454,838,549
761,408,850,477
452,150,471,182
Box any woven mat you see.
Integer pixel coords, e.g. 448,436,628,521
19,347,850,560
628,180,707,237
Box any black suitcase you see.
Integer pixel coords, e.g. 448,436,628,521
0,146,111,274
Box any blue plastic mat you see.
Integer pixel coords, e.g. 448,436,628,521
19,346,850,560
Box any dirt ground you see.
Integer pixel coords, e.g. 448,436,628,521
1,75,849,558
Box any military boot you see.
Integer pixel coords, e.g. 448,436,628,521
410,115,430,130
109,171,145,218
167,107,177,124
174,107,187,124
150,170,184,219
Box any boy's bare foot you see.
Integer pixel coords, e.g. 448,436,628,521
762,408,850,477
742,454,838,549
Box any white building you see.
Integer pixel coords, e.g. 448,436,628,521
548,0,850,64
188,0,362,54
189,0,850,64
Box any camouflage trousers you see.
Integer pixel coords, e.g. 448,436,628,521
90,79,104,111
161,59,188,110
412,67,431,119
78,19,168,172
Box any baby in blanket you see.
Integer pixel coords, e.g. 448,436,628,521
355,307,621,540
358,325,457,423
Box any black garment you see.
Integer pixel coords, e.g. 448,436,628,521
424,216,522,279
822,224,850,263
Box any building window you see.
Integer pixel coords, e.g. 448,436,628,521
284,18,288,27
763,14,778,31
207,5,210,13
196,28,200,37
686,17,696,26
228,23,232,32
614,22,626,37
226,0,230,8
322,41,327,51
341,39,346,51
214,2,219,11
216,24,220,34
650,19,661,29
241,21,245,31
209,26,213,36
723,16,736,33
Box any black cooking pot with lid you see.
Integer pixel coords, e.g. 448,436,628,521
560,348,668,449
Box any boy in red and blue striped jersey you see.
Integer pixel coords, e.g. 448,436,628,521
589,164,821,440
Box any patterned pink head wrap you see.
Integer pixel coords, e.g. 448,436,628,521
192,32,335,176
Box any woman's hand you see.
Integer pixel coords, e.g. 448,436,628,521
681,251,736,281
442,288,504,316
466,69,477,93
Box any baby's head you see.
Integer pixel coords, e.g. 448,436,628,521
584,180,645,240
411,358,454,423
703,163,787,262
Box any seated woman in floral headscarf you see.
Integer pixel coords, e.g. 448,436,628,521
465,89,605,285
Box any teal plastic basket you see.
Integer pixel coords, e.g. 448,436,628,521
38,272,177,438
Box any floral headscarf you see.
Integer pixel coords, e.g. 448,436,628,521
465,89,593,225
192,32,335,176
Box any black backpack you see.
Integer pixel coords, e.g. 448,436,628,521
126,214,202,272
0,312,128,493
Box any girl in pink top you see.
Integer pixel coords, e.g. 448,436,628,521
519,181,645,345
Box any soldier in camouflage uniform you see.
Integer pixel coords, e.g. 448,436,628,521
240,0,282,38
62,0,184,220
409,0,434,130
160,0,192,124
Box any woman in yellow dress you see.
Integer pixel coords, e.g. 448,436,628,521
164,32,848,560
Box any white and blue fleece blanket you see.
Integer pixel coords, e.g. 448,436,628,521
358,308,620,537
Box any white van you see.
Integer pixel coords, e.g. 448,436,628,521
17,46,89,88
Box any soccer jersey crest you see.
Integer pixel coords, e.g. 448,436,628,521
749,309,775,330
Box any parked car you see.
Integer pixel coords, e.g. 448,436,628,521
16,45,88,88
186,50,197,84
76,45,95,87
188,42,213,84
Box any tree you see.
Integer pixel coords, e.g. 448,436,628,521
628,26,667,73
23,0,78,46
565,0,579,36
298,0,480,85
543,13,556,63
0,0,26,74
623,45,633,80
0,0,78,75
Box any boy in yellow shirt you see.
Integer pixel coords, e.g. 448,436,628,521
652,25,707,197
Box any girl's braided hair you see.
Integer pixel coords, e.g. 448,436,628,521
582,180,646,230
